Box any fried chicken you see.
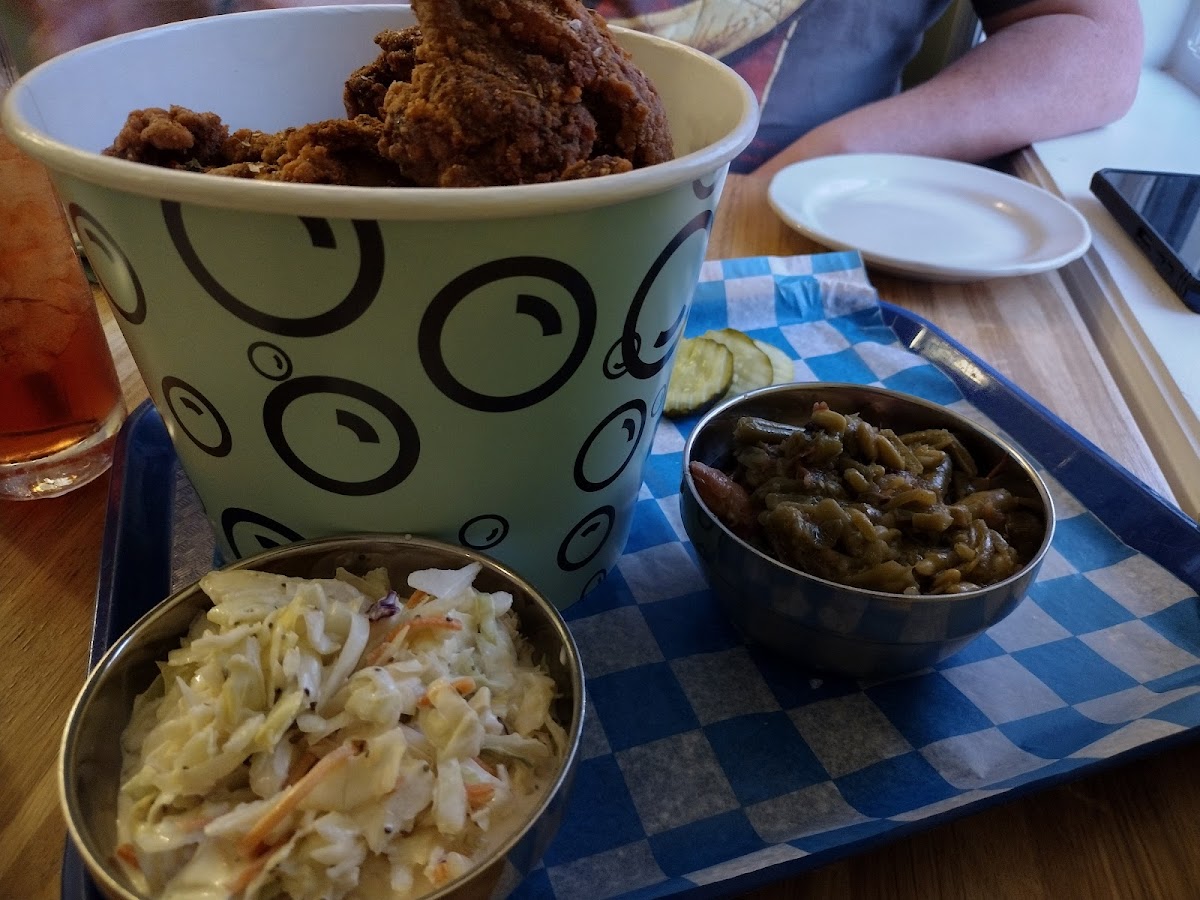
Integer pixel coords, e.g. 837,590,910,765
380,0,674,187
106,111,409,186
344,27,423,120
103,0,674,187
223,116,413,186
104,106,231,171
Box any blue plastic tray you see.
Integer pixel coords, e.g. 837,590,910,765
64,297,1200,900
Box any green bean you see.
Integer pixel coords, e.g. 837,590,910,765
810,408,848,434
911,508,954,532
734,416,798,445
843,467,870,494
845,560,917,593
885,488,939,510
914,548,957,576
873,432,907,470
847,507,878,542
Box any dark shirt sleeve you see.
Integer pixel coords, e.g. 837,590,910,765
970,0,1038,20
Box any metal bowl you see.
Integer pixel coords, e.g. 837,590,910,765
59,534,585,900
681,383,1055,679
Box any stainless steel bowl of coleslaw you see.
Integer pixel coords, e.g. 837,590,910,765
60,534,585,900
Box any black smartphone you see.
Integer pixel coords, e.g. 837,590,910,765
1090,167,1200,314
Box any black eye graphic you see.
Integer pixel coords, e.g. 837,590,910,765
220,508,306,559
161,375,232,457
618,210,713,381
574,399,647,492
654,305,688,349
604,333,641,380
651,384,668,418
580,569,607,601
459,514,510,551
419,257,596,412
557,506,615,572
68,204,146,326
262,375,420,496
248,342,293,381
163,202,384,337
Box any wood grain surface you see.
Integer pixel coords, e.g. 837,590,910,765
2,168,1197,900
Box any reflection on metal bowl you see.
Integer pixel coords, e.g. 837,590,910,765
681,383,1055,679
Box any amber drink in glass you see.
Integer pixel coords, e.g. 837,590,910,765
0,49,126,499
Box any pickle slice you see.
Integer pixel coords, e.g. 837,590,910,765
752,338,795,385
703,328,774,399
664,337,734,417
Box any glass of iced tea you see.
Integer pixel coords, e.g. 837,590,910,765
0,51,126,499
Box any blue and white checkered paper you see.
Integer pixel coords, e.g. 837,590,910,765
514,253,1200,900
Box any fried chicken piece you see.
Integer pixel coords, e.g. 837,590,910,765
267,116,412,186
103,105,231,170
344,26,423,119
108,109,409,185
224,127,288,165
225,116,411,185
560,154,633,180
105,0,673,187
380,0,674,187
202,161,272,179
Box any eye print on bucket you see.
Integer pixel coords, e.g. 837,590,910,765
574,399,648,492
248,342,294,382
221,507,307,559
162,202,384,337
618,210,713,381
69,204,146,326
603,332,639,380
579,569,608,603
650,383,668,420
459,514,511,551
557,505,615,572
692,176,719,200
262,375,420,497
419,257,597,412
161,375,233,458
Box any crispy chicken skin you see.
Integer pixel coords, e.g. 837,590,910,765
104,106,231,170
381,0,673,187
344,27,423,120
226,116,414,186
105,110,409,186
103,0,673,186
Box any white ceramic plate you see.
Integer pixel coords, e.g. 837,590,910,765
767,153,1092,281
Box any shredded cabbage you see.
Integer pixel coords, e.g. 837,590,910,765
114,564,565,899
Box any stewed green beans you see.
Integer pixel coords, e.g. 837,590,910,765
688,402,1046,595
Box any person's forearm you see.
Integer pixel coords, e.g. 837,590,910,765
764,2,1143,173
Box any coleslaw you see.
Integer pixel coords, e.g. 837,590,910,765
114,562,566,899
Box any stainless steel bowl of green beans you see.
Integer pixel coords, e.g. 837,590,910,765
680,383,1055,679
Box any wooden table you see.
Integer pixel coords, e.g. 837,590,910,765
2,168,1198,900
